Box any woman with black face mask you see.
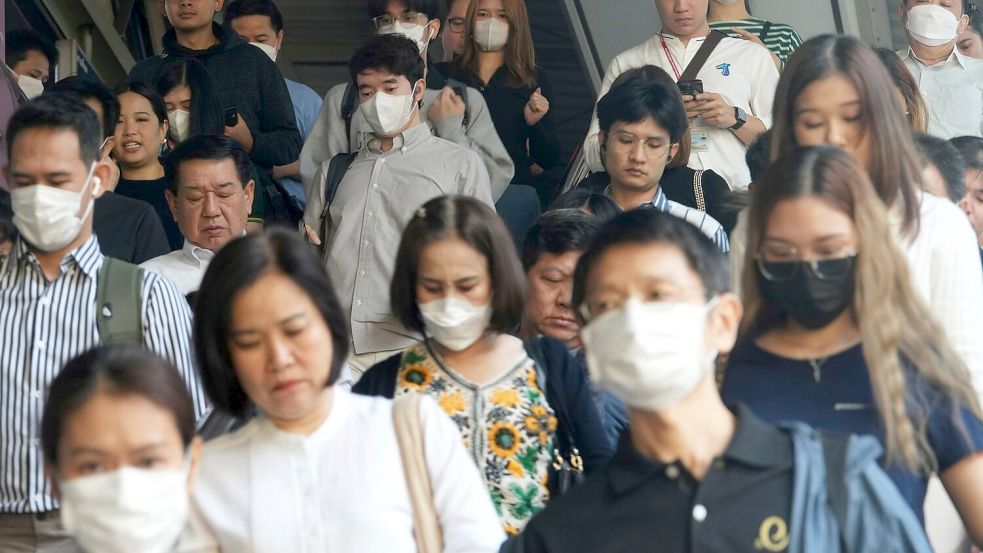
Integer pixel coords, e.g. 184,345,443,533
721,146,983,545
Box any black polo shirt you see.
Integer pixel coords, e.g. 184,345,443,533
513,405,794,553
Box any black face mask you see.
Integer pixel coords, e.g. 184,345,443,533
757,256,856,330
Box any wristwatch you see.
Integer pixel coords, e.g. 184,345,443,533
730,107,747,131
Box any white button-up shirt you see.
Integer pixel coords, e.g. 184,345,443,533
141,240,216,296
899,47,983,139
324,122,494,355
583,32,779,191
193,389,504,553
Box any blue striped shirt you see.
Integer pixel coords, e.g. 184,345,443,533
610,187,730,252
0,236,206,513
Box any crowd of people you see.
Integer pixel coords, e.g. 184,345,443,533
0,0,982,551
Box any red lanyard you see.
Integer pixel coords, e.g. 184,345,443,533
659,34,682,80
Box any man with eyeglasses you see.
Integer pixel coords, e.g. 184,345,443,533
442,0,470,63
589,71,728,252
299,0,512,237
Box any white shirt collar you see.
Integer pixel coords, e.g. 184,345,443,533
182,240,216,267
902,45,967,69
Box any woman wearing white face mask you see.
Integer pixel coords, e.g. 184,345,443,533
355,196,613,536
40,346,217,553
440,0,560,197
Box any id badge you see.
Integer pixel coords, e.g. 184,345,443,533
691,129,711,152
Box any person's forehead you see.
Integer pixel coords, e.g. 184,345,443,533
590,242,702,290
10,128,87,171
177,158,242,189
357,69,410,86
230,13,276,34
448,0,469,16
611,117,672,139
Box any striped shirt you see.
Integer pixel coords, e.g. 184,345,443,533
609,186,730,253
709,18,803,62
0,236,206,513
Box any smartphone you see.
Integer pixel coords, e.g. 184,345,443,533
224,106,238,127
677,79,704,98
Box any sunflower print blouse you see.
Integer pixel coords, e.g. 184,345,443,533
394,341,558,535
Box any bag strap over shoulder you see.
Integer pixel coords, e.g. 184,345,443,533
691,169,706,212
392,394,444,553
96,257,143,346
341,81,359,151
678,30,728,82
821,432,851,550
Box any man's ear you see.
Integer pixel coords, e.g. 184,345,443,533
708,292,743,356
165,188,179,221
276,30,285,50
243,179,255,215
668,142,679,162
414,79,427,105
898,1,908,24
958,13,970,34
428,18,442,40
90,160,113,199
214,0,225,13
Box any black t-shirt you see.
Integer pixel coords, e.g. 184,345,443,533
513,405,794,553
115,176,182,251
93,193,170,264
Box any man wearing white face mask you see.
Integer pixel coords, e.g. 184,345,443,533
0,96,207,551
898,0,983,139
299,0,513,232
321,35,493,375
5,30,58,100
509,210,934,552
224,0,323,208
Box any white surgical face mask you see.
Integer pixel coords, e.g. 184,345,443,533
167,109,191,144
474,18,509,52
11,163,100,252
59,466,190,553
419,297,493,351
249,41,278,62
17,74,44,99
359,86,418,137
906,4,961,47
379,21,435,52
580,298,718,412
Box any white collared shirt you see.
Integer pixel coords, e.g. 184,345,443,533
193,388,504,553
140,240,216,296
583,32,779,191
899,47,983,139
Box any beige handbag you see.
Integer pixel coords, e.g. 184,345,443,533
392,393,444,553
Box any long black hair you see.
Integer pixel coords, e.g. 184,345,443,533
155,58,225,138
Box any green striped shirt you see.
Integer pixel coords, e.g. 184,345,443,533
709,17,803,62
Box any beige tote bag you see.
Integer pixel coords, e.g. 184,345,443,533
392,393,444,553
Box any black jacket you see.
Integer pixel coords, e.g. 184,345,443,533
437,62,560,187
353,336,614,474
129,23,301,169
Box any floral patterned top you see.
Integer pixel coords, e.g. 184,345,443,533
394,341,558,535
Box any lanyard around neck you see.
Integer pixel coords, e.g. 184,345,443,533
659,33,683,80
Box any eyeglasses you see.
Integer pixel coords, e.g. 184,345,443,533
372,11,427,30
607,132,672,158
578,290,707,322
756,254,857,282
446,16,466,33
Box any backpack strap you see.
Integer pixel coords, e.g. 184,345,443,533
341,81,359,151
678,30,728,82
318,152,358,249
821,432,851,550
692,169,706,212
96,257,144,346
759,21,773,43
445,78,471,127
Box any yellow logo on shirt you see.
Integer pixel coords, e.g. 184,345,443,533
754,516,789,551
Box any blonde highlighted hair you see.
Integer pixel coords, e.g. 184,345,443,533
741,146,982,474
